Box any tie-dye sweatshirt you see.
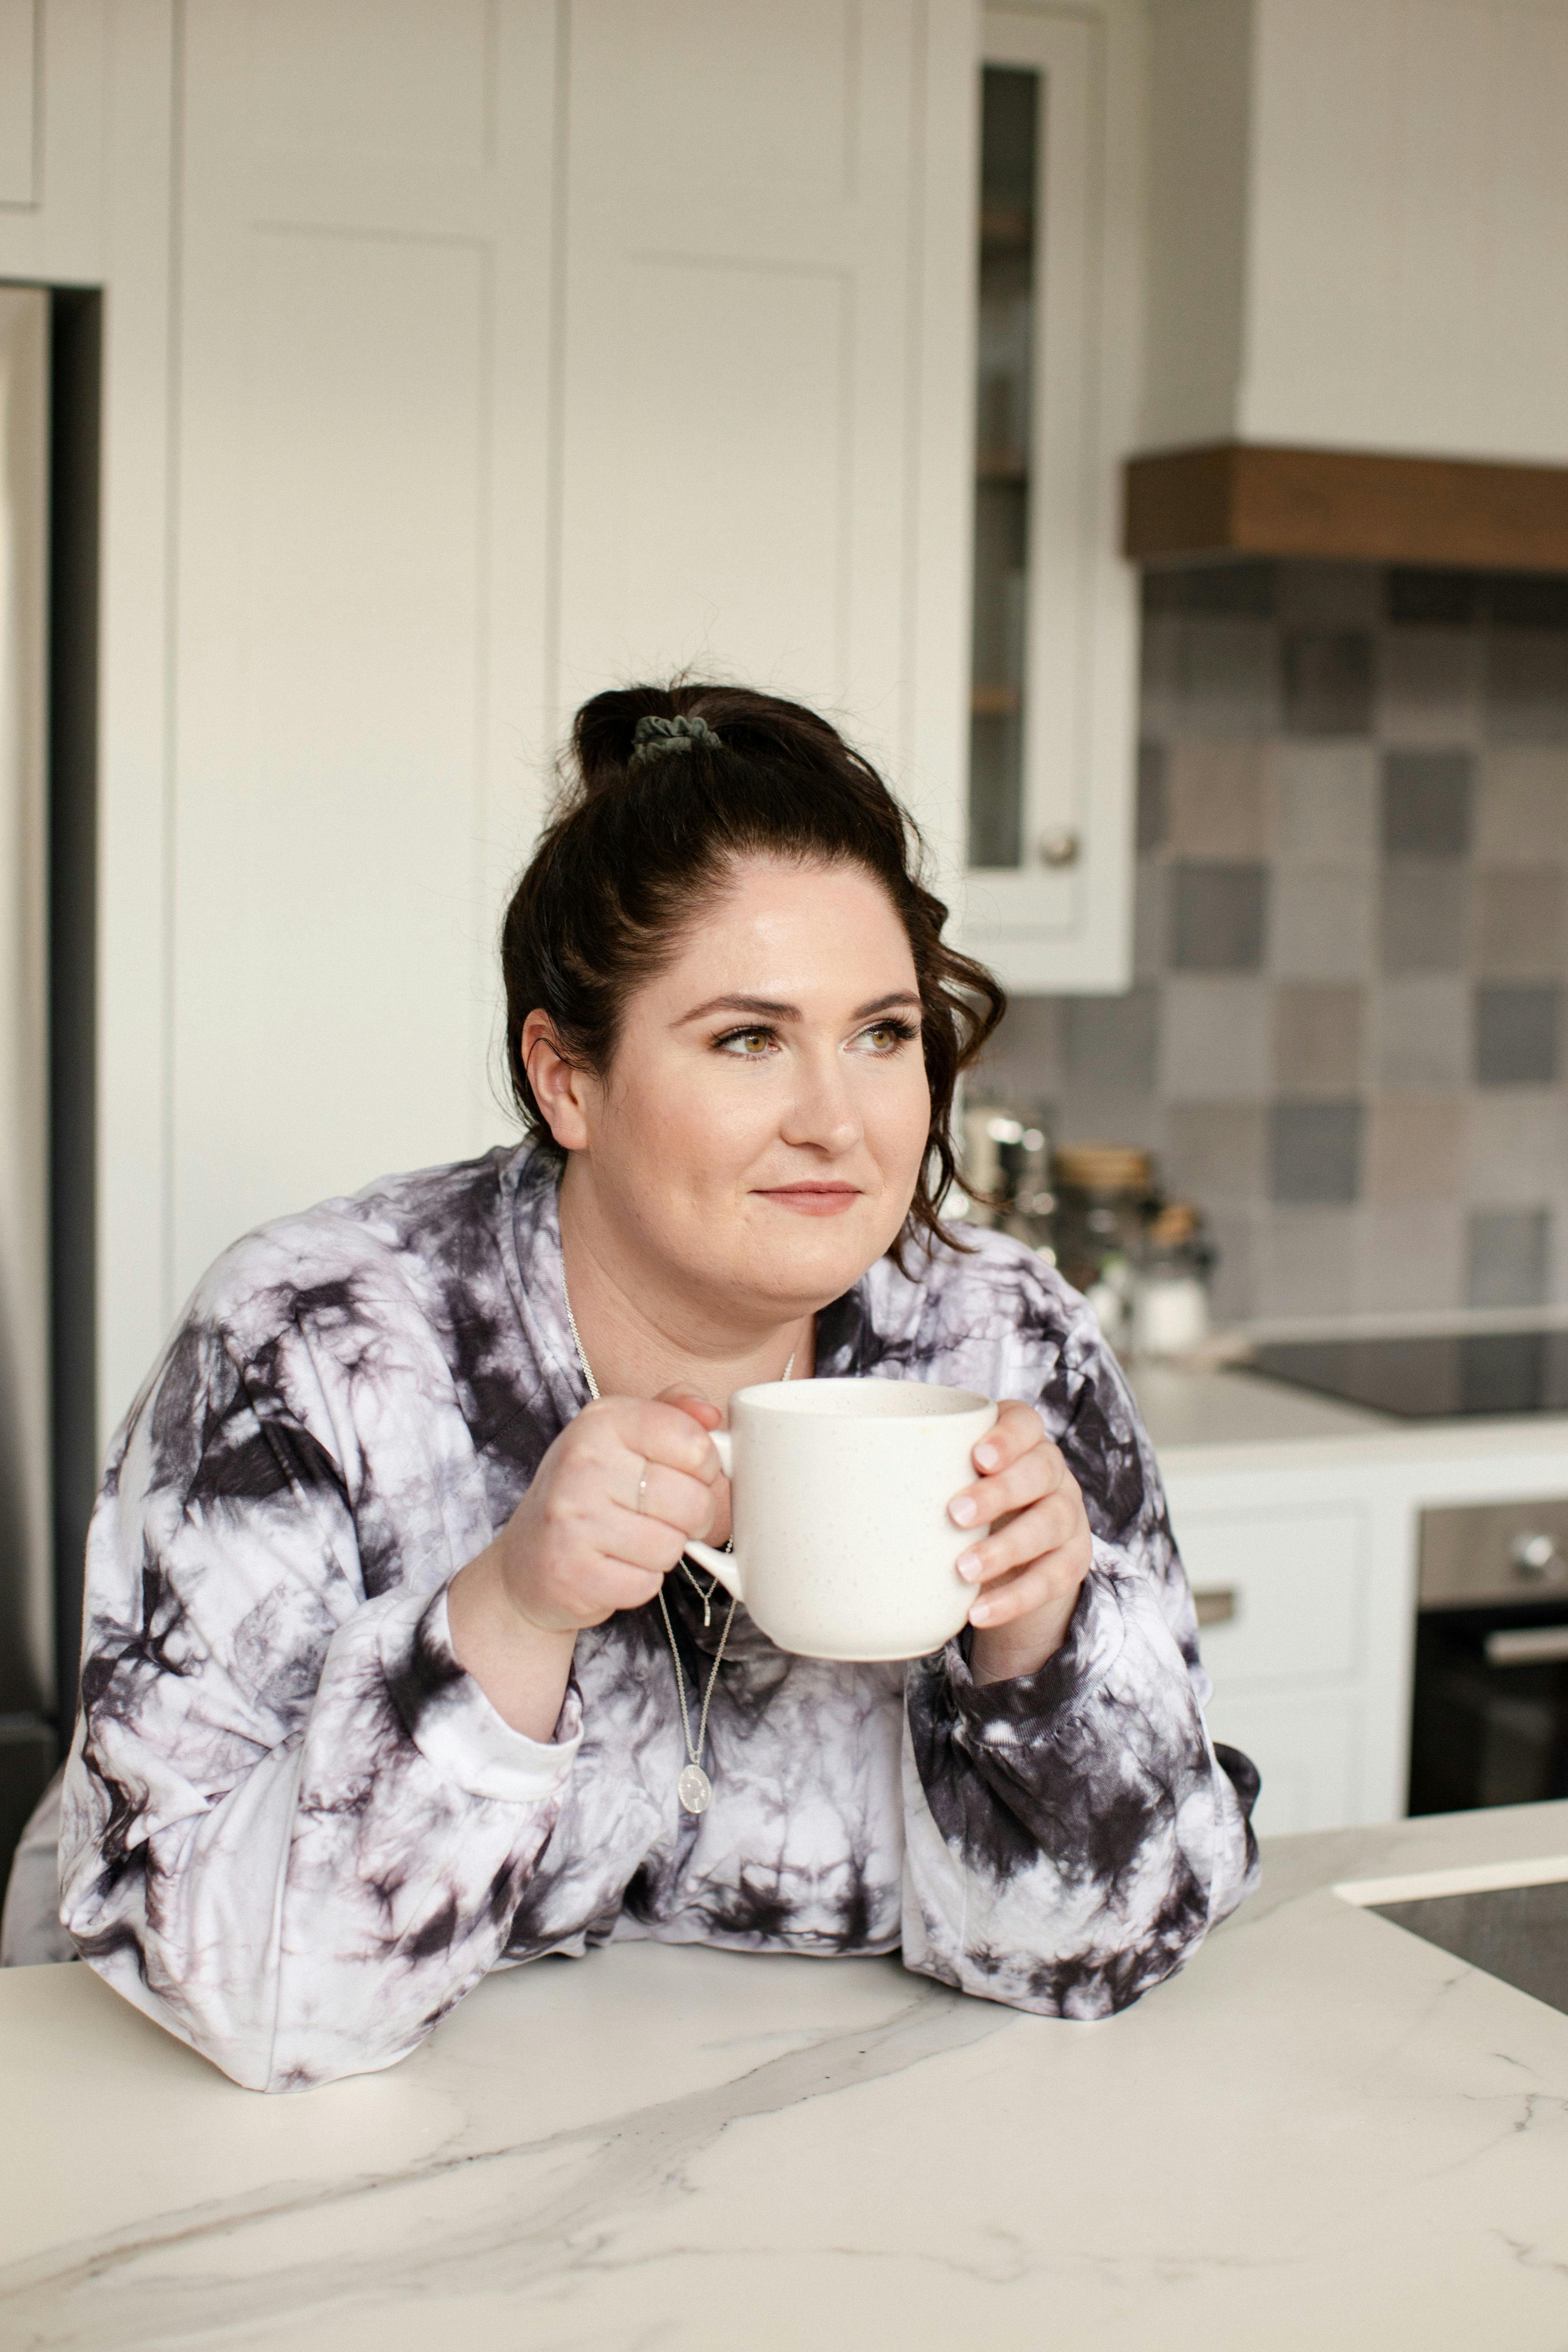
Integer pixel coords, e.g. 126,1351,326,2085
58,1146,1259,2092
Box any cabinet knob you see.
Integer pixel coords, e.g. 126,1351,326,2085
1193,1586,1237,1627
1510,1531,1566,1584
1037,829,1080,869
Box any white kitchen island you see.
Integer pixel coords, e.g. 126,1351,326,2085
2,1799,1566,2351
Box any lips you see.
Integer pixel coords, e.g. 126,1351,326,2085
756,1184,861,1215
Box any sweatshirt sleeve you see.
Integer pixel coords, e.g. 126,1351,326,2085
899,1286,1260,2018
58,1306,581,2093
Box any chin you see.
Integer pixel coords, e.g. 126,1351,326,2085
726,1202,905,1306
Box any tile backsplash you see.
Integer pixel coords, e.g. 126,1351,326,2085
974,560,1568,1327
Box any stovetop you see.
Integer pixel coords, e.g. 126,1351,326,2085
1372,1877,1568,2018
1245,1326,1568,1421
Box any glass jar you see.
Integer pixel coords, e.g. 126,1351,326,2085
1131,1200,1216,1358
1050,1144,1155,1289
961,1103,1055,1253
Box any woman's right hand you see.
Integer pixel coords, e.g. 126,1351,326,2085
448,1389,727,1738
495,1389,727,1634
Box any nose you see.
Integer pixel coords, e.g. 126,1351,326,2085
779,1041,863,1157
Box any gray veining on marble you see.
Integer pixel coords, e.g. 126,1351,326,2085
4,1802,1568,2350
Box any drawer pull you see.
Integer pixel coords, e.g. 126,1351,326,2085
1485,1625,1568,1668
1194,1586,1237,1628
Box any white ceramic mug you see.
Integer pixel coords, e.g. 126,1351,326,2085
683,1377,998,1661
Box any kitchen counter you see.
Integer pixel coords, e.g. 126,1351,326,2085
3,1801,1566,2350
1131,1359,1568,1473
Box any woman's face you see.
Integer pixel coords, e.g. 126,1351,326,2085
548,858,934,1323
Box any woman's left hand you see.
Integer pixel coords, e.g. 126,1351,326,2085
948,1400,1094,1685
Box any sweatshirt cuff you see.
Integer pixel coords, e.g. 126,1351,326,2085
939,1561,1126,1747
379,1584,582,1804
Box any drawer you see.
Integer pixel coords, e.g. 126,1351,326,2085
1174,1505,1368,1691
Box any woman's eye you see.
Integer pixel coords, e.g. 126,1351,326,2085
716,1027,777,1057
855,1020,917,1054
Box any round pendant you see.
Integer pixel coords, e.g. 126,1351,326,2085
677,1763,713,1815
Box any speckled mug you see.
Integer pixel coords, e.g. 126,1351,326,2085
685,1377,998,1661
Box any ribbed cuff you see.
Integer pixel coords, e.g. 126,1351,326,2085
379,1584,582,1804
939,1562,1125,1747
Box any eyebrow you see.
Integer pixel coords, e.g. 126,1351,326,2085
675,990,923,1027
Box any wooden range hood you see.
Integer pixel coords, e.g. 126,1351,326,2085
1124,443,1568,576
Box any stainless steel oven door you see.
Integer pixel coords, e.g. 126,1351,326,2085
1410,1500,1568,1814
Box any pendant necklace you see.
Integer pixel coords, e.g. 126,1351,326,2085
561,1278,795,1816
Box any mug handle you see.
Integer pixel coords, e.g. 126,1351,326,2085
682,1429,744,1601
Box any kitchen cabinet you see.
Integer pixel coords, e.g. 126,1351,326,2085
1152,1374,1568,1842
169,0,560,1294
1203,1689,1363,1839
1,0,1157,1417
1170,1486,1394,1840
962,0,1145,993
0,0,982,1414
167,0,976,1299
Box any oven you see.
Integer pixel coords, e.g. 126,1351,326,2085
1410,1497,1568,1814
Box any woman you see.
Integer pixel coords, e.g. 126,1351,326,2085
56,685,1258,2092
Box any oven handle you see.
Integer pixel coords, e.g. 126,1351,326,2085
1484,1625,1568,1668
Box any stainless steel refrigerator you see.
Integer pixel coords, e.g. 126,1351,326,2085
0,283,57,1910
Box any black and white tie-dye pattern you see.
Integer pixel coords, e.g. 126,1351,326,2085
59,1146,1259,2090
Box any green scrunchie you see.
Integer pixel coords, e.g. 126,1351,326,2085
629,712,721,765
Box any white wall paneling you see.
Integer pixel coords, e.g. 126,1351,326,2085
963,0,1144,993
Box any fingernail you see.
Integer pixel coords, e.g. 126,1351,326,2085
975,1444,999,1470
969,1600,992,1624
956,1551,982,1582
949,1494,978,1526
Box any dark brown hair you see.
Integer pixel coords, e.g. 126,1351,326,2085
501,682,1006,1261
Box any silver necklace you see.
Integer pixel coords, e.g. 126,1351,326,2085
560,1278,795,1816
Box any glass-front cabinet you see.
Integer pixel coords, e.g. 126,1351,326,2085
970,64,1035,871
963,6,1141,992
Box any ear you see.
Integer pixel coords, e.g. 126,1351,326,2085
521,1010,594,1152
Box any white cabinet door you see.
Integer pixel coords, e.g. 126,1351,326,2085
1182,1503,1371,1836
169,0,975,1299
553,0,973,853
171,0,558,1294
1204,1690,1364,1843
1167,1479,1410,1836
1177,1504,1369,1692
962,0,1144,993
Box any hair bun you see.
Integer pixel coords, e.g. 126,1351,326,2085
629,712,721,767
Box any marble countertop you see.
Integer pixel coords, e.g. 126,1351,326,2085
3,1801,1567,2350
1130,1359,1387,1452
